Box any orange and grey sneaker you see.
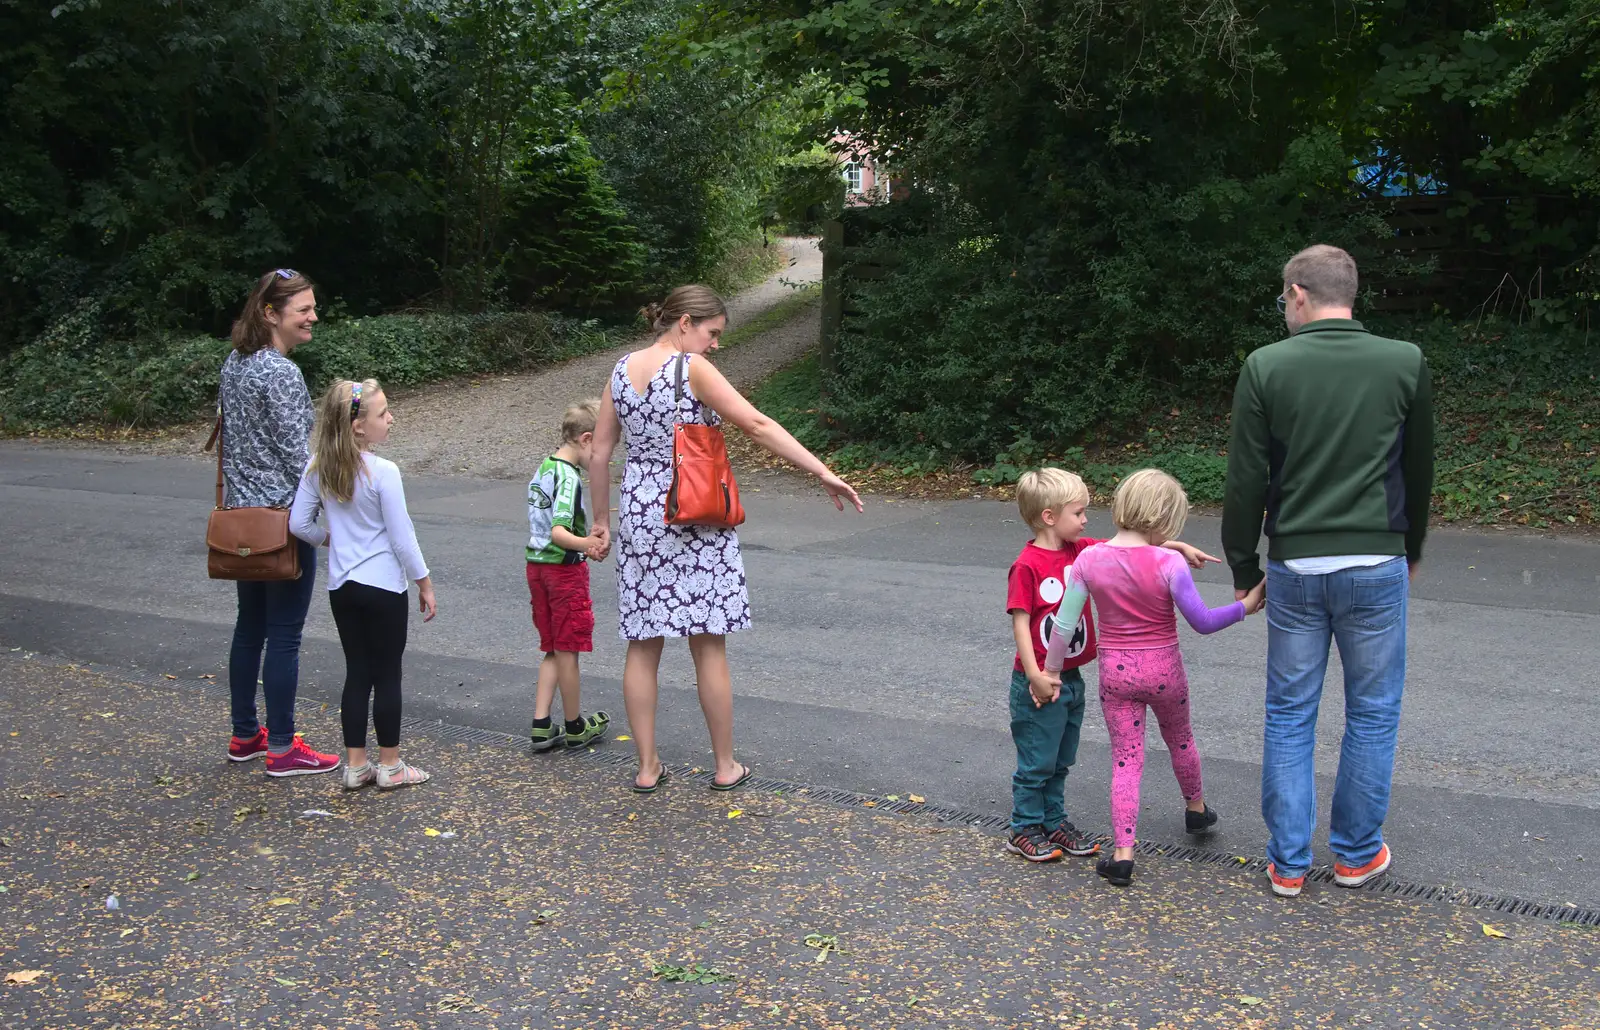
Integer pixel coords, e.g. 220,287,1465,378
1006,826,1065,863
1267,862,1306,897
1334,844,1392,888
1048,821,1101,857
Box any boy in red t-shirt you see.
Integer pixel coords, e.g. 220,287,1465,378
1005,468,1217,862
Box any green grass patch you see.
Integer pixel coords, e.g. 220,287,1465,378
720,284,821,351
0,310,618,432
751,318,1600,528
702,238,789,298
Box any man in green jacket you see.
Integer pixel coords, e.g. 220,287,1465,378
1222,244,1434,898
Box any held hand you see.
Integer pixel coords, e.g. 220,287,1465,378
1028,669,1061,708
1172,541,1222,569
1408,560,1419,583
820,471,863,513
1243,580,1266,615
418,581,437,622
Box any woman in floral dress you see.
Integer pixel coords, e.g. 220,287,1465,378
588,285,861,792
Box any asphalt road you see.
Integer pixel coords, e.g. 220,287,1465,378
3,443,1598,908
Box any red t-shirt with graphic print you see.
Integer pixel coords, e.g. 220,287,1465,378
1007,539,1100,673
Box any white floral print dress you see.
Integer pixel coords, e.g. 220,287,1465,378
610,353,752,640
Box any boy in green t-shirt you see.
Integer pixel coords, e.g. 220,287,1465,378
527,399,611,751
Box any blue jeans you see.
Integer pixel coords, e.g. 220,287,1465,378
1262,557,1408,875
1009,668,1086,834
228,540,317,751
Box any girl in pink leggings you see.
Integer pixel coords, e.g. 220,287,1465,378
1045,469,1263,886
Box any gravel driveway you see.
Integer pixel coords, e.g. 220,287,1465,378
78,238,821,480
382,237,821,480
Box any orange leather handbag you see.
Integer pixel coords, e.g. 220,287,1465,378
664,354,746,529
203,406,302,582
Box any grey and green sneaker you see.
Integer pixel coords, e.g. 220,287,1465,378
565,711,611,748
530,721,566,752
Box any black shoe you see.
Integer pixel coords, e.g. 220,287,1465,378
1185,804,1219,835
1005,826,1065,863
1048,821,1101,857
1096,856,1134,887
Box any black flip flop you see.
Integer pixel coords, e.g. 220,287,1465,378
709,764,753,792
631,766,670,794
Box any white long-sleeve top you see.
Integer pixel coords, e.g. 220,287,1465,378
289,452,429,594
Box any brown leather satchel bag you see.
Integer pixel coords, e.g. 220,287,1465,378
204,408,301,582
663,354,745,529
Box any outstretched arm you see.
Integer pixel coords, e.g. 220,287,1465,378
1168,559,1245,634
689,355,862,513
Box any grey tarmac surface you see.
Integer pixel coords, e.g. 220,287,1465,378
1,443,1599,912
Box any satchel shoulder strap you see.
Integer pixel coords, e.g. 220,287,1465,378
205,397,225,510
672,352,691,420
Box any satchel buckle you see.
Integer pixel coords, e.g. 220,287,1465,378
237,547,252,557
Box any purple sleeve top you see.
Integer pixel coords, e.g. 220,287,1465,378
1165,555,1246,635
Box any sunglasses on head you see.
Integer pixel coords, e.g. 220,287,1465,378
273,268,299,280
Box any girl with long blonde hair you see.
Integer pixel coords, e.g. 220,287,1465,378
291,378,437,790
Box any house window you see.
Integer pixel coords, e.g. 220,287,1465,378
843,161,864,194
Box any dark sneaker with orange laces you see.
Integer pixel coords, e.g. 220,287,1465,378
228,728,269,762
264,737,340,778
1334,844,1392,888
1005,826,1065,863
1048,821,1101,857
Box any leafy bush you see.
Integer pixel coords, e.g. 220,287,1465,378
0,311,613,432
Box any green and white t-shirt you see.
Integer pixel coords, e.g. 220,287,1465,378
527,456,587,564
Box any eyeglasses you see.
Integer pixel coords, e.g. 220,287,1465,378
350,381,363,420
1276,284,1301,314
274,268,299,280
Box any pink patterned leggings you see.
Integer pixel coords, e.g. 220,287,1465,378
1099,645,1204,848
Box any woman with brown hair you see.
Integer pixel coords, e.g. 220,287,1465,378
219,269,340,778
588,284,862,794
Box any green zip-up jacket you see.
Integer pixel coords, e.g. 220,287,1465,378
1222,318,1434,591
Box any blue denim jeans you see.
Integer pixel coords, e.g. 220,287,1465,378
228,539,317,750
1262,557,1408,875
1009,667,1086,835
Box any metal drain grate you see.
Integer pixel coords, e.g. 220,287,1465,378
20,654,1600,930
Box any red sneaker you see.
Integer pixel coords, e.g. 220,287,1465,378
1334,844,1392,888
228,728,269,762
265,737,341,778
1268,862,1305,897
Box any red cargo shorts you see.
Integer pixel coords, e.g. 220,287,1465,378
526,561,594,654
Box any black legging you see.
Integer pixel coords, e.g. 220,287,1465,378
328,581,409,749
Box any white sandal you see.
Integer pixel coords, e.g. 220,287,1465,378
376,760,431,790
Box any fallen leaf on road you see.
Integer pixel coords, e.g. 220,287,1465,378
617,735,632,741
184,872,201,882
163,675,176,680
5,971,47,985
1239,995,1264,1006
627,813,637,821
119,929,136,938
727,810,743,819
909,795,926,804
274,977,299,987
268,898,297,907
1482,924,1509,939
1235,856,1248,865
424,828,442,837
886,795,901,802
